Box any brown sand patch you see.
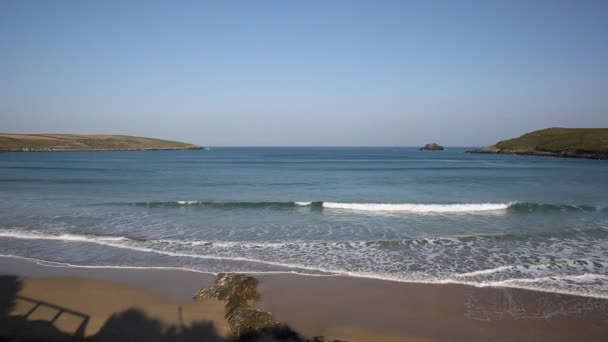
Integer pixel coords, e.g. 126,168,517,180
9,277,230,337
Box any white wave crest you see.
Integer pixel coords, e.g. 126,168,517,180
454,266,515,277
481,273,608,286
0,230,130,243
322,202,512,213
294,201,312,206
177,201,199,205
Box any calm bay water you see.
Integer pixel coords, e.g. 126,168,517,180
0,148,607,297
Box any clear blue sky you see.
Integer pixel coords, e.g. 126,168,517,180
1,0,606,146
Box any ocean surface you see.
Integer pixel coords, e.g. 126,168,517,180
1,148,607,298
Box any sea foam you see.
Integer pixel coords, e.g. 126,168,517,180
2,227,608,299
322,202,512,212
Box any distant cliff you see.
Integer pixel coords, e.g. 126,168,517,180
0,134,204,152
467,128,608,160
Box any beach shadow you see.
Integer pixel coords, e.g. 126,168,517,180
93,308,312,342
0,275,20,317
0,275,82,341
0,276,316,342
16,294,90,337
92,308,224,342
238,324,308,342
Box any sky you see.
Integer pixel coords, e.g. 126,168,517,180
1,0,607,146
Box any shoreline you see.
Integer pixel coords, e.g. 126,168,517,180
1,255,608,341
1,253,606,300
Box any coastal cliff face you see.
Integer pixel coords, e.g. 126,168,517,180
0,134,203,152
467,128,608,160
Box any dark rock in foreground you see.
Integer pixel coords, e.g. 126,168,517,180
194,273,347,341
419,143,444,151
194,273,277,336
227,306,278,337
194,273,260,311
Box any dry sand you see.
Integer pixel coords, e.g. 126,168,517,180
1,255,608,341
10,277,230,337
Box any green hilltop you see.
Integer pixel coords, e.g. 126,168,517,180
0,134,203,152
469,128,608,159
494,128,608,152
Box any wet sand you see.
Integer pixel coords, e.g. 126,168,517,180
1,255,608,341
256,274,608,341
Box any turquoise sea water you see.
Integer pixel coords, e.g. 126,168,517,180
0,148,607,297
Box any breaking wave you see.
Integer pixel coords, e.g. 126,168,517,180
321,202,511,212
122,200,604,214
1,227,608,298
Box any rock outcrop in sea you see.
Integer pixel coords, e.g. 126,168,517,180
419,143,444,151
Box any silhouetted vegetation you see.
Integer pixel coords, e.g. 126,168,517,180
92,308,223,342
0,276,20,317
238,325,309,342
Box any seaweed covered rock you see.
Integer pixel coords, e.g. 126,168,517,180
226,306,278,336
193,273,260,311
194,273,277,335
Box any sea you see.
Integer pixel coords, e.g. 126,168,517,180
0,147,607,298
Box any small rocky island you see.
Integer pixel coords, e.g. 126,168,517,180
467,128,608,160
0,133,204,152
419,143,444,151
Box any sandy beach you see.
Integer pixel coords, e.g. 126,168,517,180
1,255,607,341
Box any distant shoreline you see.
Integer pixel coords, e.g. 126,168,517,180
467,148,608,160
0,147,205,153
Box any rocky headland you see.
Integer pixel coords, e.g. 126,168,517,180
467,128,608,160
0,133,204,152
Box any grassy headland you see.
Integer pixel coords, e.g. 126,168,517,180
468,128,608,159
0,133,203,152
